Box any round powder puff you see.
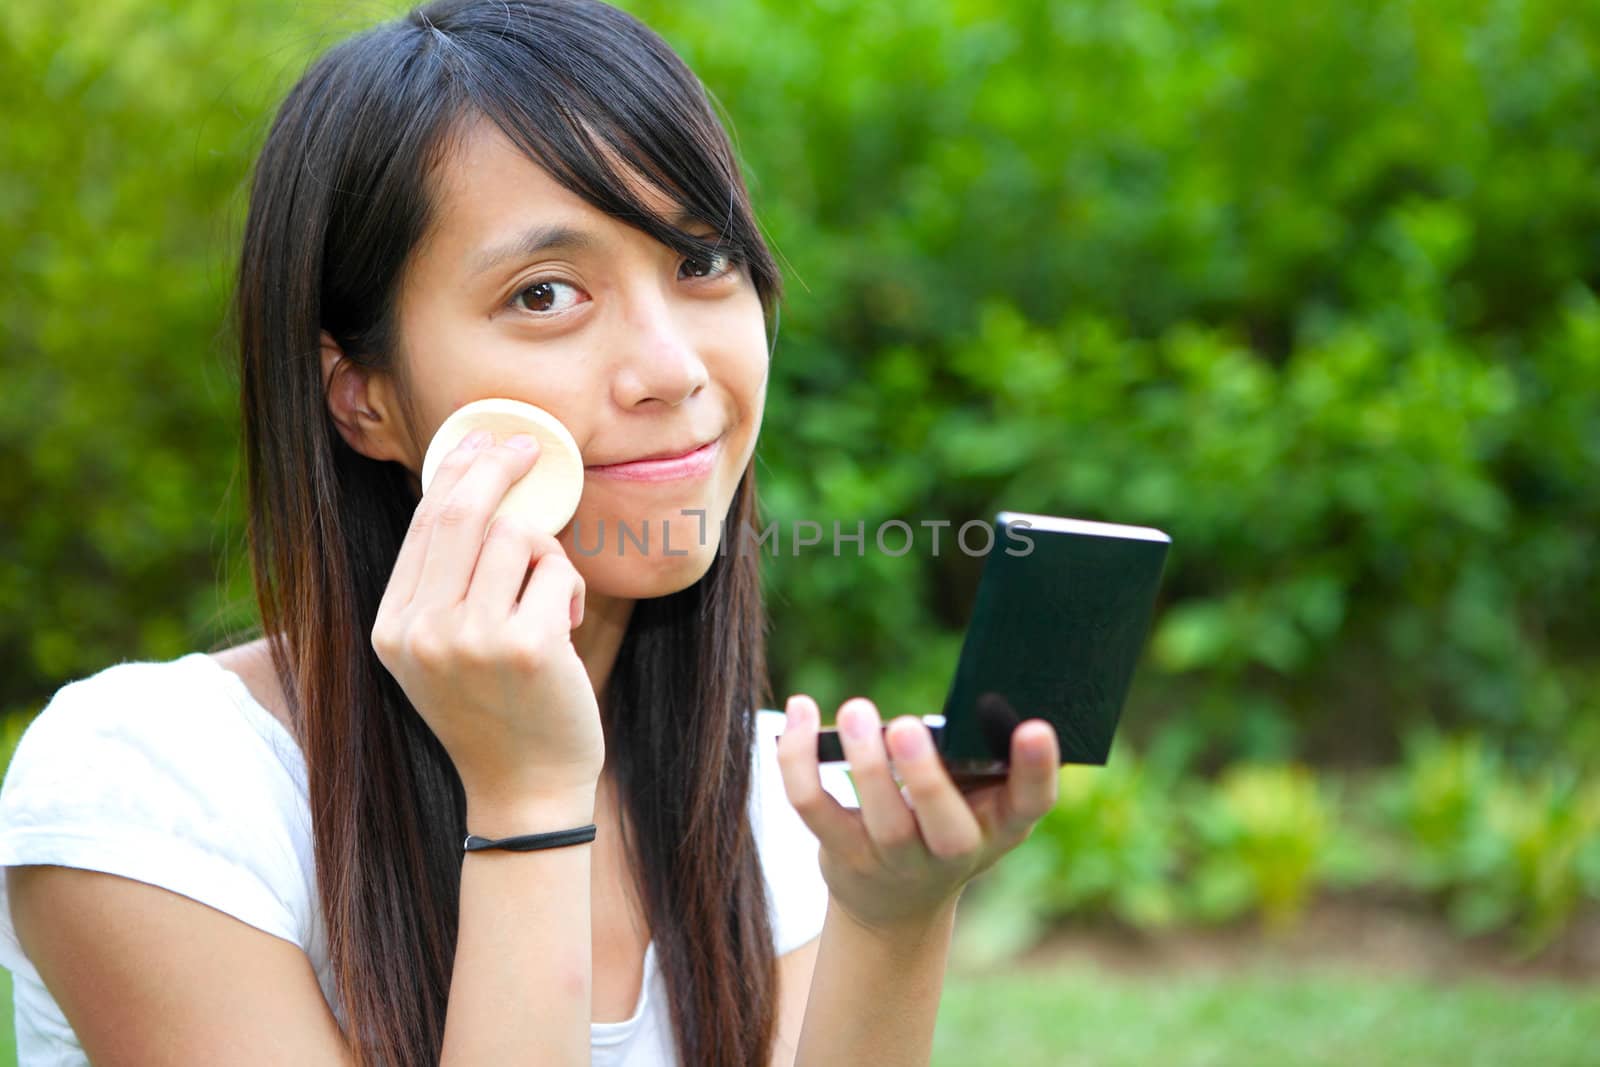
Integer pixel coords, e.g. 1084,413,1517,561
420,398,584,537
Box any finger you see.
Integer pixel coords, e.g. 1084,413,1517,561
836,698,920,857
382,429,495,612
972,723,1062,844
512,534,584,632
886,716,983,860
775,694,866,854
413,435,541,610
465,513,543,619
993,719,1061,839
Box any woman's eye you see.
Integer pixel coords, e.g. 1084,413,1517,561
680,250,736,281
511,279,583,315
510,253,736,316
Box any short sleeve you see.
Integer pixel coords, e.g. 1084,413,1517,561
0,660,311,986
751,710,858,957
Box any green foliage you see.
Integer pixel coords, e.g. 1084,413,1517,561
0,0,357,716
1187,764,1333,930
954,751,1182,967
1379,729,1600,952
621,0,1600,765
1380,730,1508,895
959,732,1599,957
1038,757,1185,928
1483,771,1600,952
0,713,28,782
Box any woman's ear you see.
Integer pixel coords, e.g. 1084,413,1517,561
320,331,415,468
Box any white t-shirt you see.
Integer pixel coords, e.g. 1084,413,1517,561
0,651,856,1066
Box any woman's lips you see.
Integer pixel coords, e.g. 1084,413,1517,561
586,437,721,482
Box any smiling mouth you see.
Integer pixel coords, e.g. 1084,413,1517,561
591,437,716,466
586,436,722,482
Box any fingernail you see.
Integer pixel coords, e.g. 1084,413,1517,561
889,720,930,760
1029,727,1056,764
462,429,492,451
507,434,538,451
840,703,871,741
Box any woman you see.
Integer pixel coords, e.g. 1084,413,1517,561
0,1,1060,1064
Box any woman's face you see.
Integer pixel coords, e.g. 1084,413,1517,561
387,118,769,599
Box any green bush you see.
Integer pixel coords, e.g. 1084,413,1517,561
634,0,1600,765
1040,757,1185,929
1186,764,1334,931
953,750,1182,967
1482,770,1600,952
957,732,1599,957
1379,728,1600,952
1379,730,1508,897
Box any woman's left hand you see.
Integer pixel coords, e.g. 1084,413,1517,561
775,694,1061,937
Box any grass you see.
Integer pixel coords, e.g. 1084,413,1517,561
932,963,1600,1067
1,958,1595,1064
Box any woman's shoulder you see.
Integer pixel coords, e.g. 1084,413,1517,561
0,650,319,981
0,651,310,833
6,650,305,786
206,638,296,740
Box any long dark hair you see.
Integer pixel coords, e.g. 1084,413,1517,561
232,2,784,1063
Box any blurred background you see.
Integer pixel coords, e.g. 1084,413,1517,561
2,0,1597,1062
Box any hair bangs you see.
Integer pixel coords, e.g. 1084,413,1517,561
428,0,781,312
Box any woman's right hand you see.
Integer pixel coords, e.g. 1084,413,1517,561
371,429,603,813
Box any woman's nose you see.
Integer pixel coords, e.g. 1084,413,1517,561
611,305,710,408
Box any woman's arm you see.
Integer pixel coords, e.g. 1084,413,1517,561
793,895,957,1065
441,788,596,1067
775,694,1060,1067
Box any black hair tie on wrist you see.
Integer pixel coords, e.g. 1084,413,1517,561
463,824,597,852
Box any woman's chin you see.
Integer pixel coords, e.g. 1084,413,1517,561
556,506,736,598
567,540,723,600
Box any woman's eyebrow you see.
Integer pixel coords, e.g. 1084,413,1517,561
468,211,710,277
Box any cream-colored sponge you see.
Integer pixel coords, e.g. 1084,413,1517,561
420,398,584,536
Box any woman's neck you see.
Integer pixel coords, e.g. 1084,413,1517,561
571,590,632,713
